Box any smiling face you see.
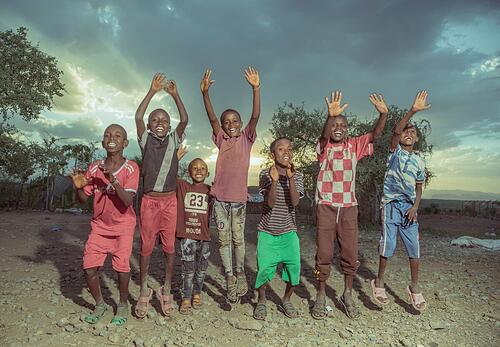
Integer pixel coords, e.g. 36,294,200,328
330,115,348,143
399,124,419,148
271,138,293,168
102,124,128,154
147,109,171,138
188,158,209,184
220,109,242,138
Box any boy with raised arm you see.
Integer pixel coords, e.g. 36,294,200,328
371,91,431,312
200,67,260,303
312,91,388,319
134,73,188,318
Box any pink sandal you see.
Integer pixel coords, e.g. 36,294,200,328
135,288,153,318
406,286,427,311
370,279,389,305
156,286,174,316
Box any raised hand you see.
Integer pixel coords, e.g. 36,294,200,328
411,91,431,113
200,69,215,94
325,90,349,117
150,73,166,94
369,93,388,114
177,145,188,161
244,66,260,89
269,165,279,182
164,79,178,96
286,163,296,179
69,169,89,189
98,164,115,183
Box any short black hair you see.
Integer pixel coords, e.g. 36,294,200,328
104,124,128,139
148,108,170,123
220,109,241,123
333,114,348,125
270,136,292,153
188,158,207,171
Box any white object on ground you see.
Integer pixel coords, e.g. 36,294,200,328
451,236,500,251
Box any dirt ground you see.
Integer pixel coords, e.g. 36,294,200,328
0,210,499,347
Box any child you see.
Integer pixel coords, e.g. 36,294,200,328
175,150,212,315
134,73,188,318
70,124,139,326
371,91,431,312
253,137,304,321
200,67,260,303
312,91,389,319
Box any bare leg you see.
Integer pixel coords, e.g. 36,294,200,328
117,272,130,305
316,280,326,303
163,252,174,295
139,255,151,297
343,274,354,298
282,282,294,303
257,284,267,304
85,267,104,305
409,258,420,293
375,256,388,287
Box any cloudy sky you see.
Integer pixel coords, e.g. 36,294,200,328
1,0,499,194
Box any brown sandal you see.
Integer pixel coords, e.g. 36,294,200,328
192,293,203,309
179,299,192,315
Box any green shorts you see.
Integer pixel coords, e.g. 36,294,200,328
255,230,301,289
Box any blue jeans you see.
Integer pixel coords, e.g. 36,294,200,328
213,199,247,276
180,238,211,299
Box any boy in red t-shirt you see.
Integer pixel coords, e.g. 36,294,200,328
175,151,212,315
70,124,139,326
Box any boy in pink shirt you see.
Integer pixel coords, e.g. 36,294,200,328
70,124,139,326
200,67,260,303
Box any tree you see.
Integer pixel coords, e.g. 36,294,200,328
263,103,434,224
0,27,64,124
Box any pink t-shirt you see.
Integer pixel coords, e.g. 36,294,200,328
211,126,256,203
83,159,139,236
315,134,373,207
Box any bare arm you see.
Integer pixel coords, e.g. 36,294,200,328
165,80,188,138
200,69,220,136
406,183,423,222
391,91,431,150
135,73,166,139
265,166,279,209
244,66,261,133
111,180,134,207
320,90,349,151
367,93,389,141
76,188,89,203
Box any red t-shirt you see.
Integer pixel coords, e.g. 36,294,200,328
211,126,256,203
176,179,211,241
83,159,139,236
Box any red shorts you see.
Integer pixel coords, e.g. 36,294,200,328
83,231,134,272
140,194,177,256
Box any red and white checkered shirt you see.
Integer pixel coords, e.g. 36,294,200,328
315,134,373,207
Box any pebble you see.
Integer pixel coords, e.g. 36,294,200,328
229,319,263,331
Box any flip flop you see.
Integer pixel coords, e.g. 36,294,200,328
253,303,267,321
226,276,239,304
156,286,174,316
236,274,248,297
84,303,108,324
370,279,389,305
311,300,327,320
339,295,360,319
192,293,203,309
179,299,193,315
134,288,153,318
406,286,427,312
111,303,128,326
278,301,300,318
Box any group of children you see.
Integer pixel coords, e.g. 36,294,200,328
70,67,431,325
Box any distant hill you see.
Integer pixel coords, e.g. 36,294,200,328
423,189,500,201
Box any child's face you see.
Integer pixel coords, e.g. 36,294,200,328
271,138,293,168
330,116,348,143
148,110,171,138
189,159,209,183
221,112,242,138
102,125,128,153
399,126,419,148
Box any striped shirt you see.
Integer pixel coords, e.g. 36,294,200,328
382,144,425,205
258,169,304,235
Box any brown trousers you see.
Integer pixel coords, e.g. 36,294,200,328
315,204,360,281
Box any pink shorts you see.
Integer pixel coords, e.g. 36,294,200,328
83,231,134,272
140,194,177,256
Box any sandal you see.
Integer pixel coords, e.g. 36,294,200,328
236,273,248,297
226,276,239,304
278,301,299,318
253,303,267,320
371,279,389,305
111,303,128,326
134,288,153,318
156,286,174,316
311,300,327,320
406,286,427,312
192,293,203,309
84,303,108,324
339,295,360,319
179,299,193,315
